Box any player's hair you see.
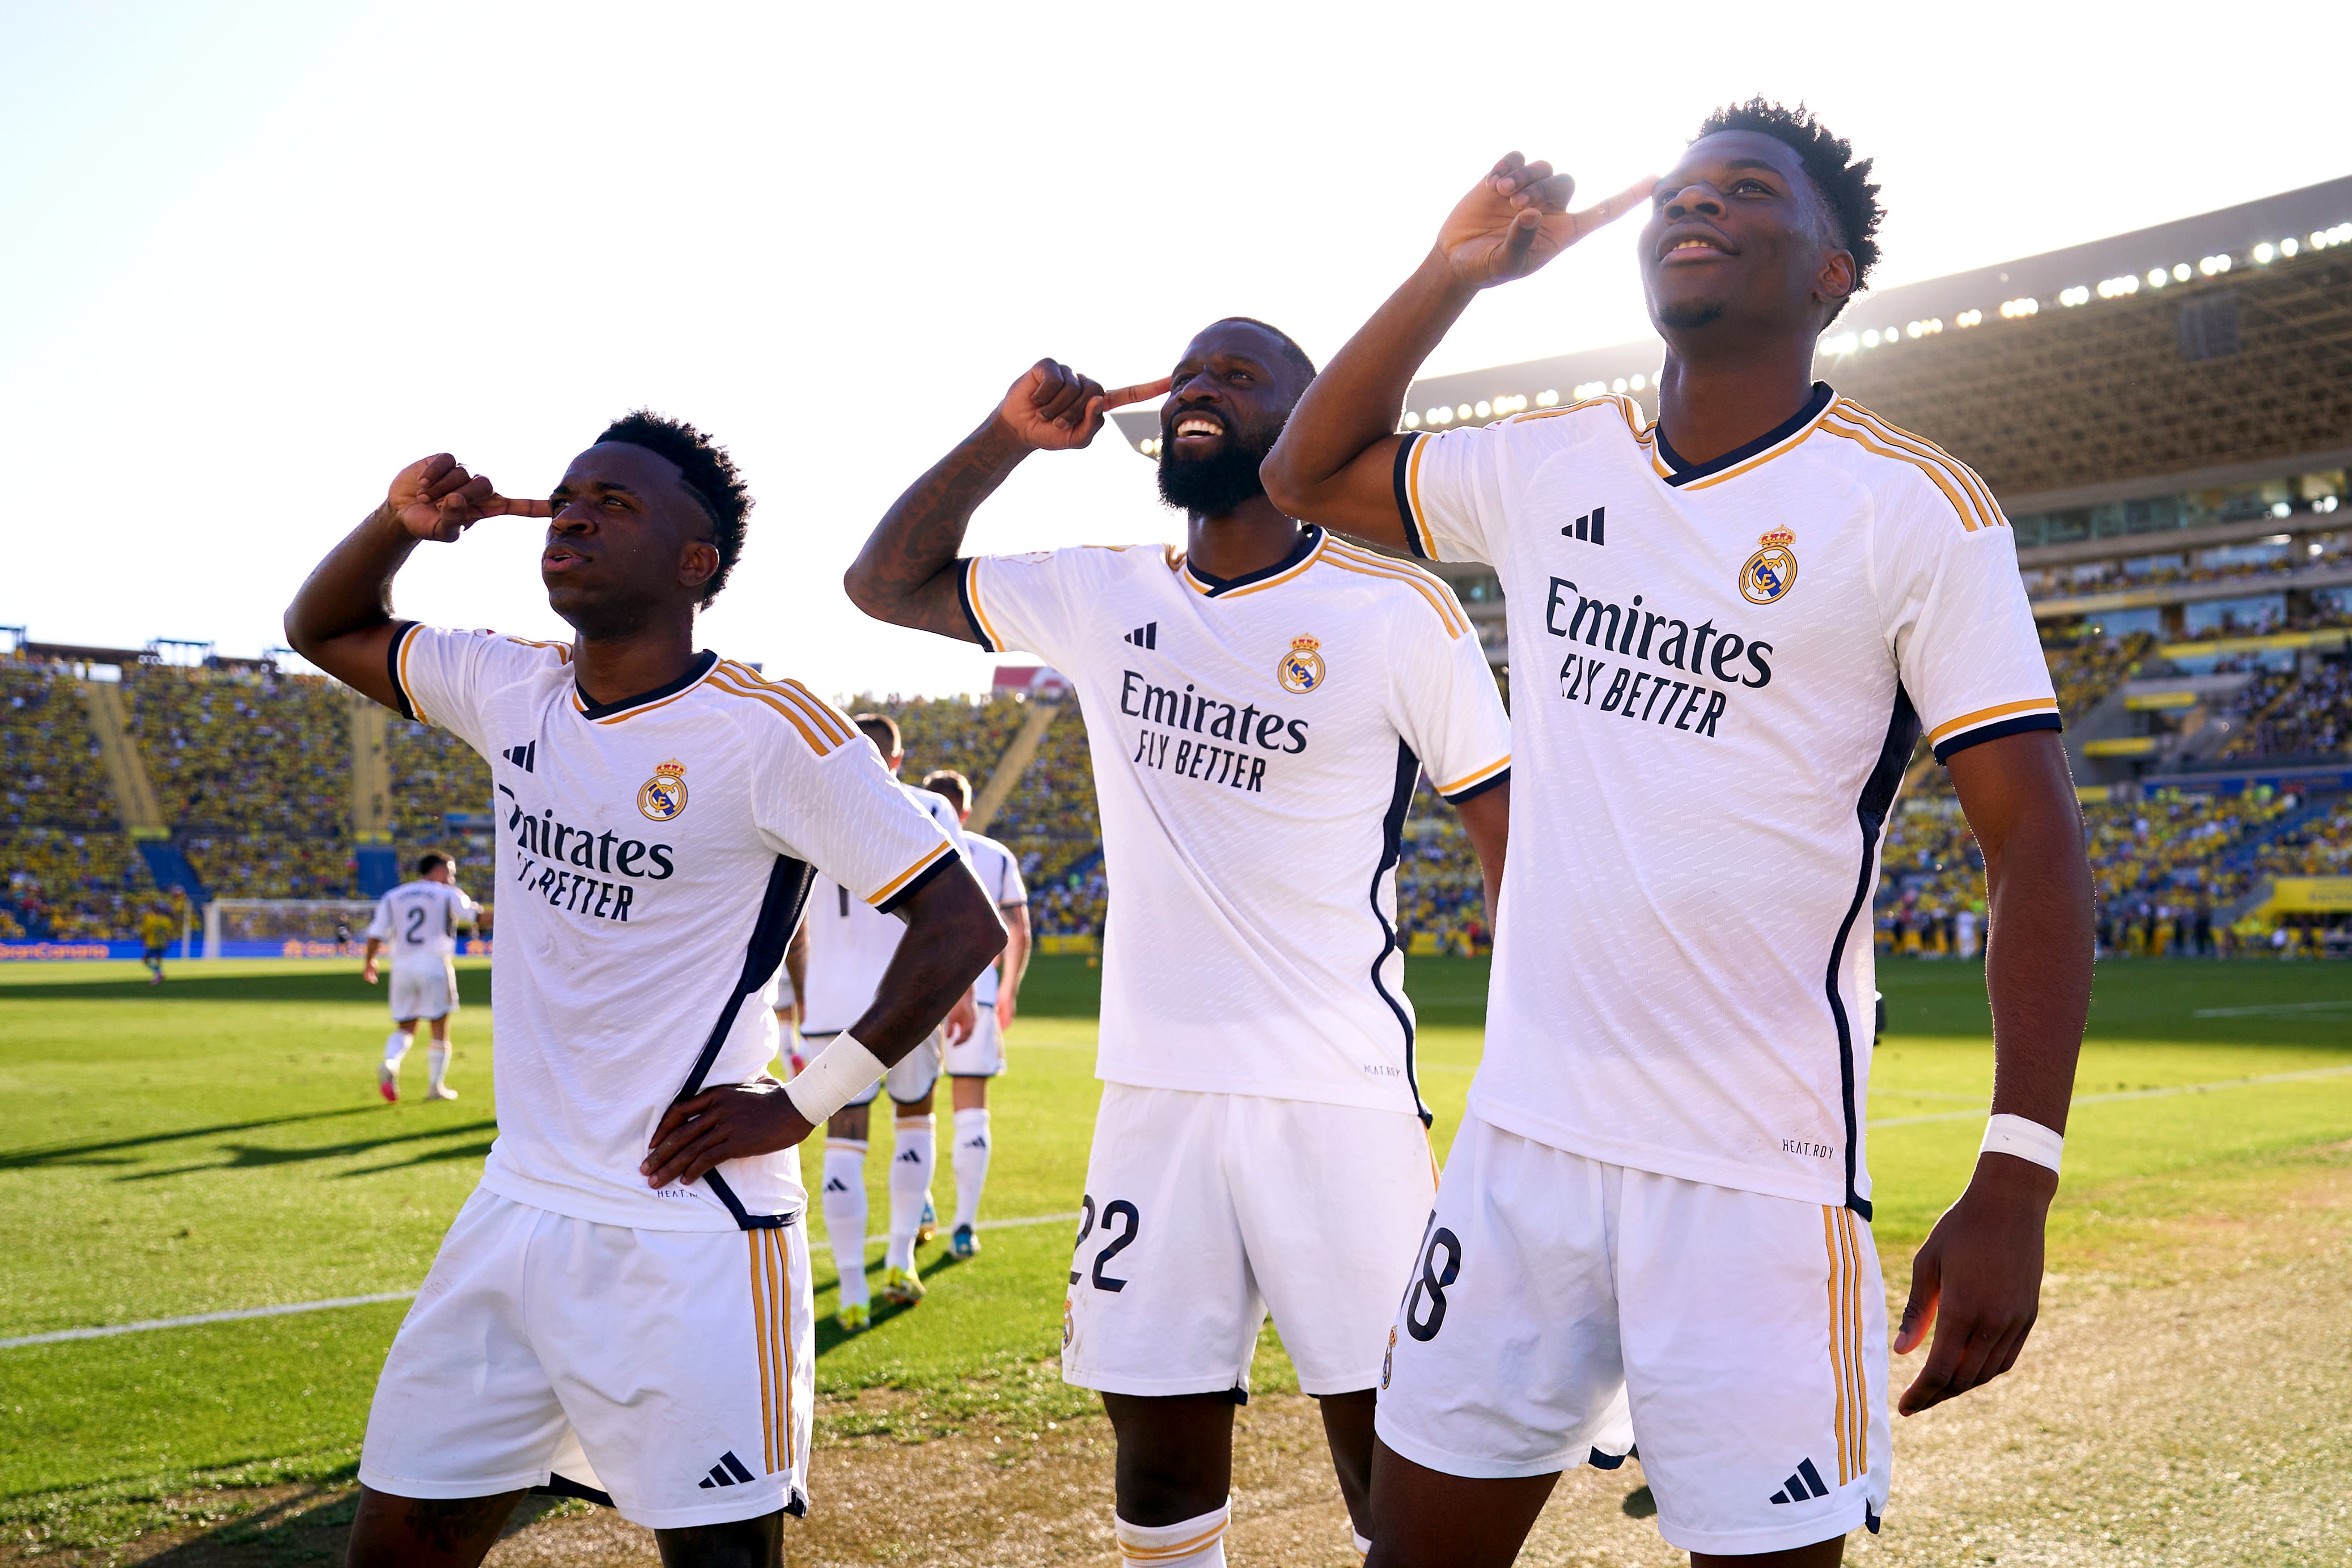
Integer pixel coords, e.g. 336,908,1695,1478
1211,317,1318,383
593,410,753,608
416,852,451,876
919,769,973,815
1693,98,1882,315
851,711,901,757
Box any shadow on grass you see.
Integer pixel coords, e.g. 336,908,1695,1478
813,1249,972,1358
116,1121,498,1182
0,1105,389,1171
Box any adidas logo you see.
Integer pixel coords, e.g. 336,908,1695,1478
503,740,537,773
1769,1457,1831,1505
823,1176,849,1193
697,1450,756,1490
961,1135,989,1150
1559,505,1607,546
1122,622,1158,650
896,1147,923,1164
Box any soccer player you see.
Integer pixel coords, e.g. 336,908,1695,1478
846,317,1513,1567
1261,101,2095,1566
916,767,1032,1258
362,851,479,1103
138,905,174,984
787,711,973,1328
285,413,1003,1567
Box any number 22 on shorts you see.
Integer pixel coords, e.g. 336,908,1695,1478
1069,1194,1140,1292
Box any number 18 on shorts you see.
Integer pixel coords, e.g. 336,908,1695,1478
1374,1116,1892,1558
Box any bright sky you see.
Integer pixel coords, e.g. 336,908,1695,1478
3,2,2342,702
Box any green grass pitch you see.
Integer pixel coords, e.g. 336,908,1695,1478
3,954,2350,1542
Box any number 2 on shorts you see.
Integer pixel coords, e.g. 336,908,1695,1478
1069,1194,1141,1293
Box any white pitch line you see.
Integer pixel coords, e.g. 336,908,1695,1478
0,1210,1087,1352
1867,1062,2352,1128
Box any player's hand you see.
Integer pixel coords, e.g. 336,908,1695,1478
994,362,1171,454
383,453,552,543
361,960,378,985
642,1080,816,1188
1434,153,1653,291
944,991,977,1046
994,989,1017,1034
1893,1156,2057,1414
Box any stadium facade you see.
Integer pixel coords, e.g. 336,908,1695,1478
1111,174,2352,798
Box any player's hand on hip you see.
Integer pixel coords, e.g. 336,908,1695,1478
1434,153,1653,290
384,453,553,543
1892,1155,2058,1415
642,1080,816,1188
995,361,1170,453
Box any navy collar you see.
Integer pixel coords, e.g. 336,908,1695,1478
1652,383,1834,488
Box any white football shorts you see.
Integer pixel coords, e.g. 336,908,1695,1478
1062,1084,1435,1399
836,1032,942,1107
388,961,457,1023
1374,1113,1890,1558
361,1189,813,1528
942,1011,1004,1078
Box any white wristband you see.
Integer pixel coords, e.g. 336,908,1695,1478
782,1033,887,1126
1981,1113,2064,1175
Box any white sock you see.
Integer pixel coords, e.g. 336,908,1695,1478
886,1113,934,1272
1115,1503,1230,1567
426,1042,450,1093
383,1030,411,1070
823,1139,870,1308
1353,1528,1372,1559
952,1107,992,1231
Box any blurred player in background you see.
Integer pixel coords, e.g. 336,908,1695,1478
362,852,480,1103
139,905,175,985
787,713,974,1330
917,768,1032,1258
1265,101,2091,1566
847,318,1512,1568
287,416,1001,1565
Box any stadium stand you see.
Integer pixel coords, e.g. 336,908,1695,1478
122,664,356,901
385,718,494,879
0,662,160,940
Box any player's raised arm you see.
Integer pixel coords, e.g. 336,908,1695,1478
1894,730,2091,1413
1262,155,1650,548
284,454,550,709
844,362,1169,640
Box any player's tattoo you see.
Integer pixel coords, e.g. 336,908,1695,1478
850,417,1030,641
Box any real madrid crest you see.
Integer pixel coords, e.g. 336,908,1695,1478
637,759,689,822
1739,526,1799,605
1277,634,1326,694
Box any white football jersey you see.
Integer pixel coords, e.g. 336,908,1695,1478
799,783,968,1035
389,626,960,1231
960,524,1510,1118
366,878,478,970
961,831,1027,1008
1395,386,2059,1213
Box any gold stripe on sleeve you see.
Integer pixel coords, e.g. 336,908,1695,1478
1926,698,2061,746
867,840,952,906
1434,755,1510,796
1321,542,1473,638
964,560,1008,652
1813,418,1979,532
708,673,832,755
1404,437,1438,559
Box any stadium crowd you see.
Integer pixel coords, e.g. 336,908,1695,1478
124,666,355,900
387,719,494,877
0,663,158,941
2215,660,2351,761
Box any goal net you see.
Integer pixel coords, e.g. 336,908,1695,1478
204,898,386,959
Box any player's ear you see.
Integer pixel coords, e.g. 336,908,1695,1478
1814,248,1856,321
679,539,720,592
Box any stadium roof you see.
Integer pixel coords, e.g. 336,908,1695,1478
1108,174,2352,525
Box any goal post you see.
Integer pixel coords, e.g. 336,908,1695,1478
203,898,387,959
